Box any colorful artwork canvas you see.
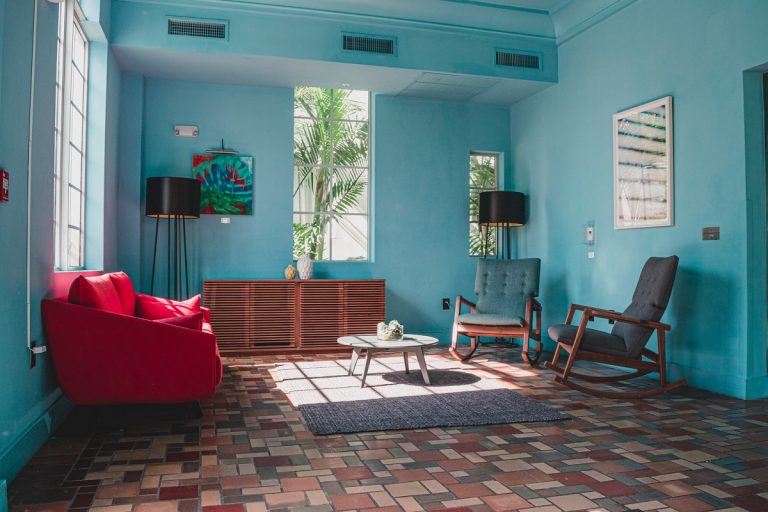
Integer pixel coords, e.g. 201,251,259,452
193,154,254,215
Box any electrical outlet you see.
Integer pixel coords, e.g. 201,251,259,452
442,298,450,310
220,217,231,224
587,251,595,259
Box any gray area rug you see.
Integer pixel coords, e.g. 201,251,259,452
298,388,568,435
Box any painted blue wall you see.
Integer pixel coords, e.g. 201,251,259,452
119,79,511,342
116,73,144,281
0,0,65,484
509,0,768,398
0,0,121,484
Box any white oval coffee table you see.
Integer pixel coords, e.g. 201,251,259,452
338,334,439,387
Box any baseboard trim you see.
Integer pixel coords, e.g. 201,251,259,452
0,390,72,483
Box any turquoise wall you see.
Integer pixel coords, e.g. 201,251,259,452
118,79,511,341
0,0,65,484
0,0,121,483
509,0,768,398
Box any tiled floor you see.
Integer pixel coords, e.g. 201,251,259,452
8,344,768,512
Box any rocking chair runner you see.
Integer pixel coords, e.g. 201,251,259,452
451,258,542,365
545,256,686,398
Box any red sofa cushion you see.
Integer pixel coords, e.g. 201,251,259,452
156,312,204,331
109,272,136,315
136,294,202,320
68,275,123,314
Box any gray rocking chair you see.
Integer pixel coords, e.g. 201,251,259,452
545,256,686,398
451,258,542,365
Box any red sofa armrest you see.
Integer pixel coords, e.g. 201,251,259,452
42,299,221,405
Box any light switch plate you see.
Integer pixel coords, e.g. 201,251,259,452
702,226,719,240
220,217,231,224
587,251,595,259
585,223,595,245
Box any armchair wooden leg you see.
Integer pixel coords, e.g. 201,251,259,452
450,334,479,362
521,331,542,367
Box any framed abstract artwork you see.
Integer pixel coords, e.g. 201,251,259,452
613,96,673,229
192,153,254,215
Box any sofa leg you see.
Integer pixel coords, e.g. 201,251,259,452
188,401,203,419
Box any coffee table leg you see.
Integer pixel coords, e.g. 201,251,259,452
403,352,410,374
349,347,362,376
361,349,374,388
415,348,430,385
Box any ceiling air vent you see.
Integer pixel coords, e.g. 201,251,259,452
168,18,227,40
495,50,540,70
343,34,395,55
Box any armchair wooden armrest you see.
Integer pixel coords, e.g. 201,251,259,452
565,303,670,331
455,295,476,314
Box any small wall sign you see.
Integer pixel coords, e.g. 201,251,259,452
0,170,8,203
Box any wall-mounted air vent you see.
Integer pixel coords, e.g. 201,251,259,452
495,50,540,70
168,18,227,39
342,34,396,55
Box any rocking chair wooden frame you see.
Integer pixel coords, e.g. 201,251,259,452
545,304,686,398
450,295,542,365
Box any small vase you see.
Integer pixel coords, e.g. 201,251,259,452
297,255,313,280
284,264,297,280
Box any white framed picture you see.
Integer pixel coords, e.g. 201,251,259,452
613,96,673,229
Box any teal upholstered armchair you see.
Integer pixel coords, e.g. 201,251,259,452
451,258,542,365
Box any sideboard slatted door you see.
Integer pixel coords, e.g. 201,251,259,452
298,281,344,350
344,281,386,336
250,281,296,350
203,281,254,353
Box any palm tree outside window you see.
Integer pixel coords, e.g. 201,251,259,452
293,88,370,261
469,152,498,256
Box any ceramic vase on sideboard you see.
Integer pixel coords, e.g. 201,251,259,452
297,255,313,280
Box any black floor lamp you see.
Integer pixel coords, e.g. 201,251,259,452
145,177,201,299
478,191,526,259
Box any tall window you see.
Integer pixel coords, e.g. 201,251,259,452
293,88,370,261
469,152,498,256
54,0,88,270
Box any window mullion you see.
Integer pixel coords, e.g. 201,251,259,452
328,89,335,260
58,0,74,269
75,17,89,268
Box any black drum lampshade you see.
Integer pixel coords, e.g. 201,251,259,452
478,191,526,259
145,177,201,300
479,191,526,227
145,177,201,219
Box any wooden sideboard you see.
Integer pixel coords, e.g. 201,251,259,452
203,279,385,355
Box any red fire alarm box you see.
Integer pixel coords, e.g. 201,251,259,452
0,170,8,203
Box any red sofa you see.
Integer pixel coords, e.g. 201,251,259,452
41,272,222,405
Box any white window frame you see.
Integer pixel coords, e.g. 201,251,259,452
469,151,499,257
293,88,371,261
54,0,89,270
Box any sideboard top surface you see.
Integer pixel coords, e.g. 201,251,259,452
203,279,385,283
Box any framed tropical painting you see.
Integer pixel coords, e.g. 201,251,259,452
192,154,254,215
613,96,673,229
